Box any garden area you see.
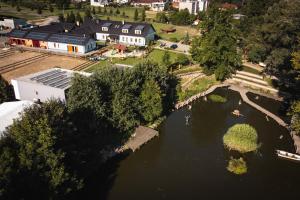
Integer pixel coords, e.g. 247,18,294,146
177,75,219,102
86,49,187,72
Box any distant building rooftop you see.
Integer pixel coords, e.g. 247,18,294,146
0,100,34,135
15,68,91,90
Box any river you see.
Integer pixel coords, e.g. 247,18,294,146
77,88,299,200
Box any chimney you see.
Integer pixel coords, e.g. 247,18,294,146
76,21,80,26
64,29,68,33
96,19,100,24
83,34,86,38
122,20,125,25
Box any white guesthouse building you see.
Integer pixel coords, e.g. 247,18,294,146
84,19,156,46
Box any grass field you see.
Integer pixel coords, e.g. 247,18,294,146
177,75,219,101
0,2,85,20
86,49,183,72
0,2,199,41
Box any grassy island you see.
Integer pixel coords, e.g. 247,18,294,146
223,124,259,153
227,157,247,175
208,94,227,103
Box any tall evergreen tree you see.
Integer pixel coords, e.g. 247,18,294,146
134,8,138,21
190,7,241,80
141,8,146,21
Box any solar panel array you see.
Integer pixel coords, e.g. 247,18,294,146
10,30,27,38
135,25,145,31
26,32,49,40
30,69,72,89
48,34,87,45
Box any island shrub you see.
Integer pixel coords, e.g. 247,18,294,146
208,94,227,103
223,124,259,153
227,157,247,175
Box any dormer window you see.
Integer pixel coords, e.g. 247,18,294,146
135,30,142,34
102,22,112,32
122,29,128,33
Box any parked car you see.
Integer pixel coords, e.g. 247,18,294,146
89,55,108,61
98,55,107,61
170,44,178,49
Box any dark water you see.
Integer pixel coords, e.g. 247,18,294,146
80,88,300,200
247,92,290,123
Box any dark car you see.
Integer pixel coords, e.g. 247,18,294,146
170,44,178,49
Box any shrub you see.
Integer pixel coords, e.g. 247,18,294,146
223,124,259,153
227,157,247,175
208,94,227,103
170,37,179,42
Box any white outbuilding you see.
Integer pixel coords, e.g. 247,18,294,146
0,100,34,136
11,68,91,103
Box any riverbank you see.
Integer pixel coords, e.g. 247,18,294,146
175,81,300,154
101,126,159,161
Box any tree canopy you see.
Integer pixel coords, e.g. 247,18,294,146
190,7,241,80
0,75,14,103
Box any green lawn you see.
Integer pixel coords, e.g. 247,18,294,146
0,2,86,20
242,65,262,75
173,66,202,75
86,49,183,72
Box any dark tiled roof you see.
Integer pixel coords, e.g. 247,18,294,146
83,19,156,38
7,29,28,38
30,22,76,33
25,31,50,41
47,33,93,45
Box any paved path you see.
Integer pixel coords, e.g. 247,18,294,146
229,85,288,127
157,39,191,55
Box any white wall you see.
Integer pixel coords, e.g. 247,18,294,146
96,33,110,41
199,0,208,11
12,79,66,103
47,40,95,54
0,19,14,29
151,2,165,12
179,1,199,15
91,0,108,7
119,35,145,46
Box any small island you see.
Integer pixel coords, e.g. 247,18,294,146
227,157,247,175
208,94,227,103
223,124,259,153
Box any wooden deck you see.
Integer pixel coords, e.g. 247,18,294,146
123,126,159,152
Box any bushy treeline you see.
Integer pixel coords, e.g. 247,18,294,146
0,75,14,104
190,6,242,80
156,9,198,26
2,0,71,11
0,61,177,199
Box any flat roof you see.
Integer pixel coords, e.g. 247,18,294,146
14,68,91,90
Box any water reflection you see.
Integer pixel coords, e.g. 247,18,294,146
74,88,298,200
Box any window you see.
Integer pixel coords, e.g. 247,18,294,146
130,38,133,42
139,39,141,43
102,35,105,40
122,29,128,33
135,30,142,34
54,43,56,48
102,27,108,31
135,38,137,43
